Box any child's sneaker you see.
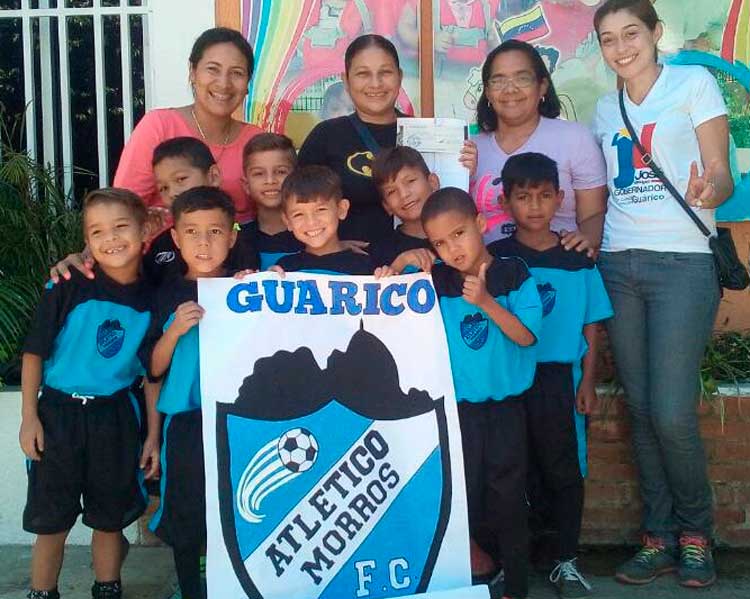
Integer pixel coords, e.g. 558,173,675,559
550,558,592,598
27,590,60,599
91,580,121,599
678,533,716,588
614,535,678,584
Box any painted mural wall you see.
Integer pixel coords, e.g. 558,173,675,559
242,0,749,220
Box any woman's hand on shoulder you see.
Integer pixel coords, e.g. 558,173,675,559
560,229,597,259
49,247,96,283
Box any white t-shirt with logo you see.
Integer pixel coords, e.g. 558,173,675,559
593,64,727,253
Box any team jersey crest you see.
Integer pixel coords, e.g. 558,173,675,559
216,324,451,599
96,319,125,358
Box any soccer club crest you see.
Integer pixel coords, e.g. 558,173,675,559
537,282,557,317
216,324,451,599
96,319,125,358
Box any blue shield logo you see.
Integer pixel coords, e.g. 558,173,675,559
217,325,451,599
460,313,488,350
537,282,557,317
96,319,125,358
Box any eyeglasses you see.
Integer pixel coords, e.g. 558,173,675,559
486,73,537,91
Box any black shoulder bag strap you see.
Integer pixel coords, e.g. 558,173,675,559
618,89,711,237
348,113,382,155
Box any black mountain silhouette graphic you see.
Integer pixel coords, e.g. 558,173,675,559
234,322,435,420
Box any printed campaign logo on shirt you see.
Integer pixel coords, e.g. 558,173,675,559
610,123,666,205
96,319,125,358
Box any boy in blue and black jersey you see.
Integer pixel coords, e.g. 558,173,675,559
49,137,258,287
368,146,439,273
273,165,392,276
20,189,160,599
139,186,239,599
237,133,303,269
489,153,613,599
422,187,542,599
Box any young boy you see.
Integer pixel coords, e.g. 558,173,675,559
489,153,613,599
369,146,439,272
422,187,542,599
238,133,303,269
20,189,159,599
48,137,257,286
140,186,239,599
274,165,390,275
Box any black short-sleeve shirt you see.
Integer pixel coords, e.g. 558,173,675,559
298,113,396,242
276,249,376,275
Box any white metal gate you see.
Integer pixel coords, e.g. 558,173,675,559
0,0,152,190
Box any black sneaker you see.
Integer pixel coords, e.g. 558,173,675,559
27,590,60,599
91,580,122,599
678,533,716,588
550,558,592,599
614,535,678,584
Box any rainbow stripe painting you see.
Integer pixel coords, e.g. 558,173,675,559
722,0,750,66
242,0,316,131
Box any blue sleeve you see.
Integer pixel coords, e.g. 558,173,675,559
507,274,543,342
584,266,614,325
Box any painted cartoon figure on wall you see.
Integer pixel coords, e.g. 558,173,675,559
243,0,748,220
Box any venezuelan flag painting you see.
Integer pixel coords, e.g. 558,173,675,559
241,0,420,146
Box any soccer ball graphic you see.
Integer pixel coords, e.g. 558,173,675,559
277,428,319,473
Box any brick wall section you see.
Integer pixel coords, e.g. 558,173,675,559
582,394,750,547
138,395,750,548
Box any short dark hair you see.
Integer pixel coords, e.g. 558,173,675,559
501,152,560,198
281,165,342,207
189,27,254,77
171,186,236,225
421,187,478,225
345,34,400,74
83,187,147,228
594,0,660,37
242,133,297,171
476,40,561,132
152,136,215,171
372,146,430,190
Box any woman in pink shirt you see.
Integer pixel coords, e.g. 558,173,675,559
114,27,262,223
469,40,607,251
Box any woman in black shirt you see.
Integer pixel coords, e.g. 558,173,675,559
298,34,404,242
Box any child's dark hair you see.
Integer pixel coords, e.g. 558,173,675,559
242,133,297,170
281,165,342,207
421,187,478,225
501,152,560,198
372,146,430,190
345,34,400,74
83,187,147,228
171,186,236,224
152,136,216,171
189,27,254,77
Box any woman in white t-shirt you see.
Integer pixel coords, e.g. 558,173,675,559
592,0,733,589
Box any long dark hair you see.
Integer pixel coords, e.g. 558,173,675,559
593,0,660,37
476,40,561,132
189,27,255,78
344,34,401,74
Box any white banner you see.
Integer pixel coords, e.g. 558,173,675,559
199,273,478,599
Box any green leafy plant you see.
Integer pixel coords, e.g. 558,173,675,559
0,136,84,384
700,331,750,398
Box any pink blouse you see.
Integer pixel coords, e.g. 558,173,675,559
113,108,262,222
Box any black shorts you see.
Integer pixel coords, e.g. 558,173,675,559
23,386,147,534
149,409,206,549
